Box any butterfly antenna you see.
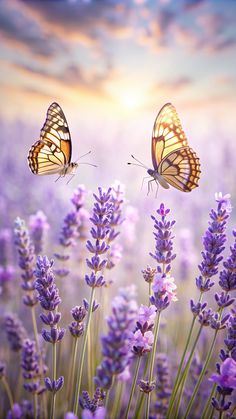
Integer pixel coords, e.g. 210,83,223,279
127,154,149,169
79,162,97,168
55,175,61,183
75,151,93,164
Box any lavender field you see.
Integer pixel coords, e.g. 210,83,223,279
0,1,236,418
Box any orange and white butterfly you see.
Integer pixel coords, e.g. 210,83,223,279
28,102,78,179
129,103,201,193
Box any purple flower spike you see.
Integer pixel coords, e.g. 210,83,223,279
4,313,27,352
85,187,115,289
13,217,38,307
21,339,44,394
80,388,105,413
219,230,236,292
94,287,137,389
44,376,64,393
210,357,236,390
29,210,49,255
196,194,230,293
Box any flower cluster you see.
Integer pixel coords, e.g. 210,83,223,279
80,388,105,414
29,210,49,255
55,185,88,277
154,353,171,417
94,286,137,389
0,229,15,295
85,187,114,288
68,304,87,338
106,181,125,270
34,255,65,393
131,304,156,356
149,203,177,311
21,339,45,395
196,193,230,293
4,313,27,352
13,217,37,307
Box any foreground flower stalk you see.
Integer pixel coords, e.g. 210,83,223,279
145,203,176,419
167,193,231,418
73,188,114,416
35,256,65,419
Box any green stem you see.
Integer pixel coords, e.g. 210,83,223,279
135,392,145,419
183,329,218,418
50,342,57,419
167,291,203,418
111,381,124,419
1,376,14,409
66,337,76,410
125,356,142,419
34,393,38,419
146,312,161,419
173,324,203,418
202,383,217,419
148,282,152,306
73,287,96,416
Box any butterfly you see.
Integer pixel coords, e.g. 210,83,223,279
28,102,78,180
128,103,201,193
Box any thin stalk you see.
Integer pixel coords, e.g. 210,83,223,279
50,342,57,419
202,383,217,419
183,329,218,418
146,312,161,419
1,376,14,408
73,287,96,416
167,292,203,418
34,393,38,419
135,392,145,419
148,283,152,306
66,337,76,410
125,356,142,419
111,381,124,419
105,388,111,410
172,324,203,418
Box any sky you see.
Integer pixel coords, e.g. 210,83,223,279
0,0,236,213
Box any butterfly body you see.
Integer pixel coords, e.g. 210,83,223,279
147,168,170,189
28,102,78,178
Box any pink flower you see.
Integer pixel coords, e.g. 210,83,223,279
209,357,236,389
132,330,154,352
152,273,177,302
138,304,156,324
82,407,106,419
215,192,232,214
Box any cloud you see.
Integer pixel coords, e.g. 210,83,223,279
0,2,67,57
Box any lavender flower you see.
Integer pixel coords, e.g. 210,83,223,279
5,313,27,352
85,187,114,288
224,308,236,361
82,407,106,419
21,338,44,394
94,287,137,389
13,217,37,307
80,388,105,413
210,357,236,389
196,193,230,293
131,304,156,356
142,266,157,284
55,185,87,277
154,353,171,417
34,256,65,393
219,230,236,293
29,210,49,254
68,305,87,338
0,229,15,295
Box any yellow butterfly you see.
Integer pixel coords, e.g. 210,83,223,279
129,103,201,193
28,102,78,180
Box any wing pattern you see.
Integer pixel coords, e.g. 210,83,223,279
151,103,200,192
28,102,72,175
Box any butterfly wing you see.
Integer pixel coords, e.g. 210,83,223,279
152,103,200,192
28,102,72,175
158,147,201,192
152,103,188,170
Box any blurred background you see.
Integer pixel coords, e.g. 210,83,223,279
0,0,236,290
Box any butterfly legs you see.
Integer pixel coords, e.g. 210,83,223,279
66,174,75,185
147,179,159,197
